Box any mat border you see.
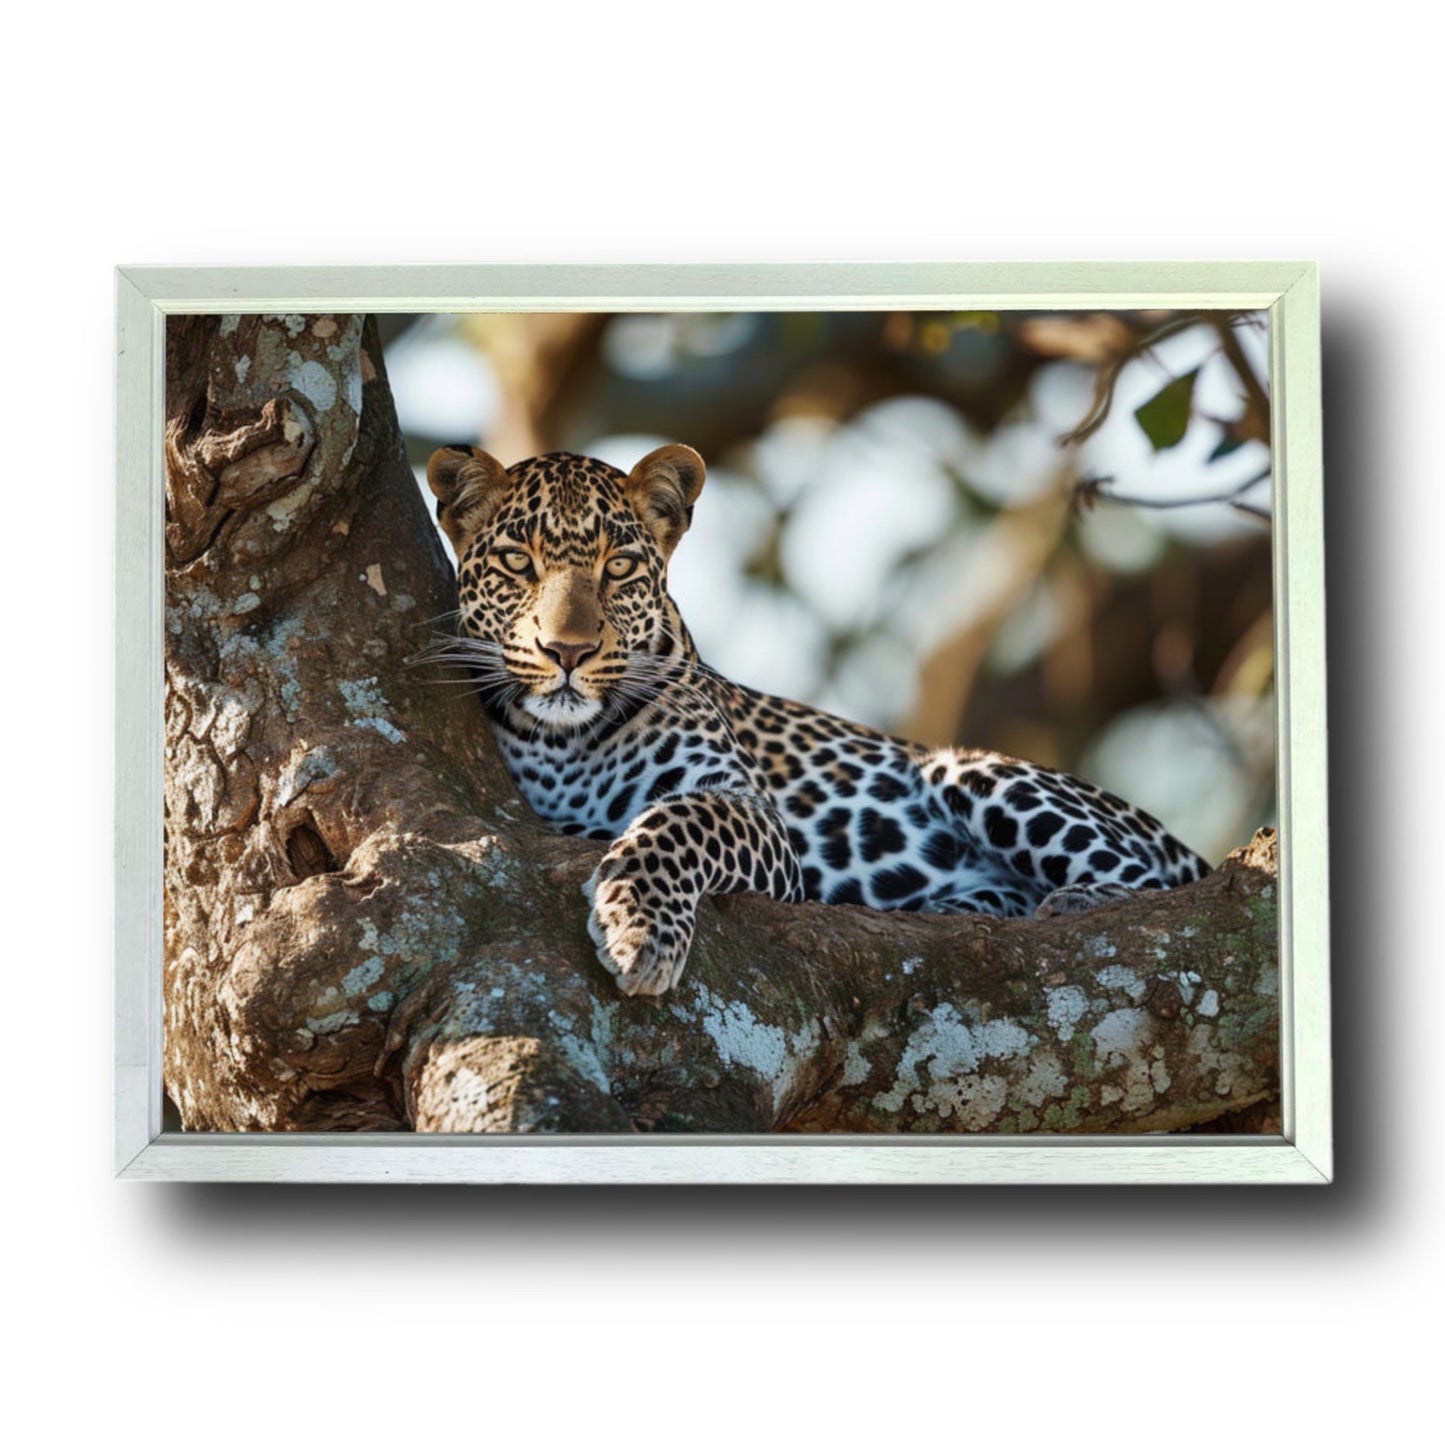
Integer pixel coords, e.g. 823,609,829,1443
115,262,1328,1183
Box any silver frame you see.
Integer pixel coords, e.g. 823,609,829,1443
116,262,1328,1183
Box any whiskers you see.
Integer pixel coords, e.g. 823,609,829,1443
405,633,524,710
407,606,464,632
609,650,722,723
405,629,721,735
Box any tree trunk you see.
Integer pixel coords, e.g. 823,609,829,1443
163,314,1280,1135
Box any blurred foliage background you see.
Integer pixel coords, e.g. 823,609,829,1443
378,308,1274,865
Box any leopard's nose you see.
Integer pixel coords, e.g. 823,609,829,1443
539,639,599,674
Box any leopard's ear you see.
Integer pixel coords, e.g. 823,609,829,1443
624,444,706,558
426,445,512,553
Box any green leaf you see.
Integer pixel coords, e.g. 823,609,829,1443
1207,432,1246,464
1133,368,1200,451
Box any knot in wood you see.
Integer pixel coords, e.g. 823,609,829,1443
1146,976,1184,1020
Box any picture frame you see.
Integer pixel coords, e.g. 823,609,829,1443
116,261,1328,1183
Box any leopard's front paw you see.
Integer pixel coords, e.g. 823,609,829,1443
583,858,696,997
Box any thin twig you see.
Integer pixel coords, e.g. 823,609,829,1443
1078,466,1271,515
1056,314,1209,447
1229,499,1273,522
1211,313,1271,433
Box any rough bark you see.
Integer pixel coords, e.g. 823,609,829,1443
163,314,1280,1135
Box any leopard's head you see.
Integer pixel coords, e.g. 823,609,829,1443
426,445,705,731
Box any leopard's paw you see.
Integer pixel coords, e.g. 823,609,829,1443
583,861,694,997
1034,881,1139,918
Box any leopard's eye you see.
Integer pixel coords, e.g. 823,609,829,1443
495,548,534,576
604,554,640,581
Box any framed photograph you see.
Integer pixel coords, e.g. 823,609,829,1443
116,263,1328,1183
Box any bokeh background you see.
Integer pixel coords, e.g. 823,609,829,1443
379,309,1274,865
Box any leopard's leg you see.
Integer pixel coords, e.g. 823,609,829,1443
583,788,804,997
924,751,1210,915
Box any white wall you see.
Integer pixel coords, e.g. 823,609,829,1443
7,4,1434,1438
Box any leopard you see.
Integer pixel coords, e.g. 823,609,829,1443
423,442,1211,998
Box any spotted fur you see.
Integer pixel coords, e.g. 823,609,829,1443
425,444,1210,996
